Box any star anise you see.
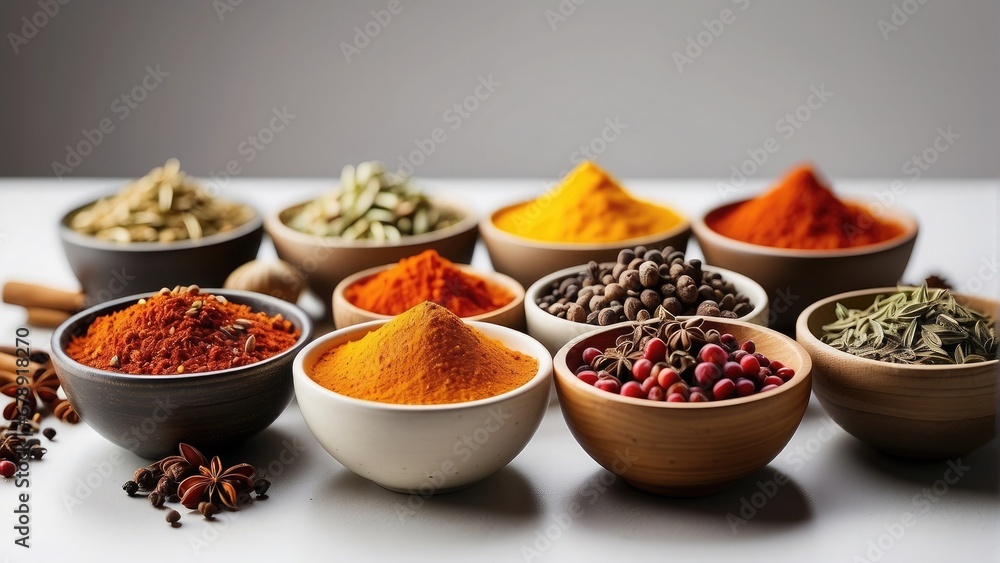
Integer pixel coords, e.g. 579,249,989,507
658,317,708,352
151,443,209,483
0,434,24,462
593,339,644,379
178,456,256,510
1,368,59,420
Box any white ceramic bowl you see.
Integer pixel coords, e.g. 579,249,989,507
526,264,770,355
293,319,553,493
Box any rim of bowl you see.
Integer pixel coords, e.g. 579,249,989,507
526,263,768,329
480,198,691,251
293,318,553,411
265,194,479,249
796,286,1000,371
553,317,812,409
692,197,919,258
51,288,314,381
59,195,263,252
332,263,526,322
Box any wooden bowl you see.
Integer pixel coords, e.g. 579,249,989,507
553,318,812,496
692,198,918,333
265,197,479,303
526,264,770,356
479,202,690,289
797,287,998,459
331,263,526,330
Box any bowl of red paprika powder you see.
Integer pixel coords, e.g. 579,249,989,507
692,164,918,333
50,287,313,459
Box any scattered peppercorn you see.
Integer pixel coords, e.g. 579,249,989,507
166,509,181,525
123,480,139,496
254,478,271,497
148,491,165,507
198,501,217,519
42,428,56,440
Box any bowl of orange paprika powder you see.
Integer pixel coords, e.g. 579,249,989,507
692,164,918,333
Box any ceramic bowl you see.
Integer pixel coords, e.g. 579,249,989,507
265,197,478,303
553,318,812,496
293,319,552,493
331,264,526,330
797,287,998,459
692,198,918,333
526,264,770,355
50,289,313,459
60,198,263,303
479,204,691,289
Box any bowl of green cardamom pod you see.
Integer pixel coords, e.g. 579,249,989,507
265,161,479,303
796,285,998,459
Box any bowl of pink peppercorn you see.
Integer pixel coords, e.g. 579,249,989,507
553,315,812,496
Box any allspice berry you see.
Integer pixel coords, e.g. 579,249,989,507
166,509,181,525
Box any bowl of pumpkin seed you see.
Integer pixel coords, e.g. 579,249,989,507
265,161,479,303
59,159,263,303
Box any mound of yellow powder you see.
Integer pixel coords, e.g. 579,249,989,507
492,161,683,243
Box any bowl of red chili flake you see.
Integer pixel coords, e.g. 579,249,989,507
50,285,312,458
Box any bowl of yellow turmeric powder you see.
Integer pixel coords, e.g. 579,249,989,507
480,161,690,288
293,302,552,493
693,164,918,333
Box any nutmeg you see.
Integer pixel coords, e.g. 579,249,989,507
223,260,304,303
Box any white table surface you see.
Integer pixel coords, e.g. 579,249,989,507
0,177,997,563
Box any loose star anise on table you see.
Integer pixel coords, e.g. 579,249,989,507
1,368,59,420
178,456,256,510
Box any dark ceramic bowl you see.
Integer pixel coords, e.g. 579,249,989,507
59,198,264,304
50,289,313,459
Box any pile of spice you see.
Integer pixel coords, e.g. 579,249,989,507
286,161,460,241
1,349,78,480
822,285,997,365
65,285,301,375
70,159,254,243
537,245,753,326
122,443,270,526
492,160,684,243
575,312,796,402
311,302,538,405
345,250,514,317
707,164,903,249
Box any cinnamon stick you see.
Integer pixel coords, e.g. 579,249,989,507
26,307,72,328
3,281,84,313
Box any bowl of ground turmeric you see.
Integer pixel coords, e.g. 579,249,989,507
293,302,552,493
50,286,313,458
480,160,691,288
331,249,526,330
692,164,918,333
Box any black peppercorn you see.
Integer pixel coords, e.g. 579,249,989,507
123,480,139,496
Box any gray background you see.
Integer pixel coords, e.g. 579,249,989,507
1,0,997,179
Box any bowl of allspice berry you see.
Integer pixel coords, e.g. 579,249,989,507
50,285,313,458
59,159,263,302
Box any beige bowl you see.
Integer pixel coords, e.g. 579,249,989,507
293,319,552,493
265,197,479,303
526,264,770,355
479,203,691,289
554,318,812,496
797,288,998,459
332,263,526,330
692,198,918,333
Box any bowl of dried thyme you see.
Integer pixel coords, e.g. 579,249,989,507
50,286,313,459
59,159,263,303
797,285,998,459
